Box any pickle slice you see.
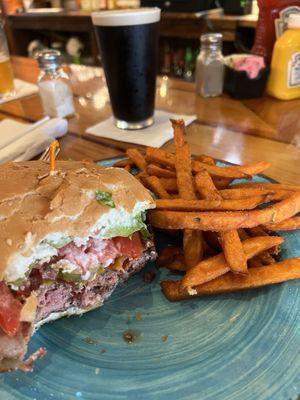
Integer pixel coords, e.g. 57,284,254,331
59,272,82,282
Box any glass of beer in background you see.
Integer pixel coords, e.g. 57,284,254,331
92,8,161,130
0,16,15,100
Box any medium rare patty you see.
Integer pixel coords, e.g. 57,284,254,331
0,234,156,371
35,236,155,322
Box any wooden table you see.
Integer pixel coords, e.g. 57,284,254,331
0,56,299,184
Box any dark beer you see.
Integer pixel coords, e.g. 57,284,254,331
92,9,160,129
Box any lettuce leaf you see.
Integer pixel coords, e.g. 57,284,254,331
101,211,150,238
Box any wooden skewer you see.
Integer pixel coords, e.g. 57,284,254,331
49,140,60,175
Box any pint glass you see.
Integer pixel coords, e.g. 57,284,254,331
0,17,15,99
92,8,161,129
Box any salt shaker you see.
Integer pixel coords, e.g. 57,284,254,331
37,50,75,118
195,33,224,98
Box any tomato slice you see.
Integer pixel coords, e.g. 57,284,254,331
0,281,22,336
112,232,143,259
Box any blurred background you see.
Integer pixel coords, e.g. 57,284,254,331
0,0,259,82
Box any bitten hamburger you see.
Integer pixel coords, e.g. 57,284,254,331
0,161,156,372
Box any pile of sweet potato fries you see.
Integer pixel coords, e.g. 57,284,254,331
114,119,300,302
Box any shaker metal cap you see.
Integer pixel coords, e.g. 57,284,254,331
201,33,223,44
36,49,61,70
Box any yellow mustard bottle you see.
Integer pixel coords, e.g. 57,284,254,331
268,13,300,100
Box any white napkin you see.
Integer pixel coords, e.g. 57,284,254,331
0,117,68,163
86,110,196,147
0,79,38,105
293,134,300,148
0,117,50,150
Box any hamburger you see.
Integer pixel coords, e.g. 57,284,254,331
0,161,156,372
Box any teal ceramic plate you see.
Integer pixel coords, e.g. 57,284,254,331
1,158,299,400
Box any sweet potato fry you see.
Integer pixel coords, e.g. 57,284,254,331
203,239,217,257
148,191,300,231
193,160,270,178
147,164,176,178
150,153,231,189
135,172,149,184
192,161,250,179
176,143,195,199
161,257,300,301
182,209,204,270
171,124,204,268
146,148,250,179
113,159,134,168
235,161,271,175
146,148,175,169
171,119,186,148
124,164,131,172
213,177,234,190
181,236,284,289
195,154,215,165
146,148,274,178
195,170,222,200
238,229,274,266
141,176,172,199
193,164,242,273
138,173,150,187
159,178,178,193
126,148,147,171
247,226,268,237
219,187,290,200
165,255,187,272
219,230,248,274
248,257,264,268
247,227,280,256
264,217,300,231
255,252,276,265
155,196,269,211
238,228,250,241
203,231,221,251
232,182,300,192
183,229,204,269
160,281,183,301
158,178,201,194
157,246,183,267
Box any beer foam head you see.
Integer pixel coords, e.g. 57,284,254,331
92,8,161,27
